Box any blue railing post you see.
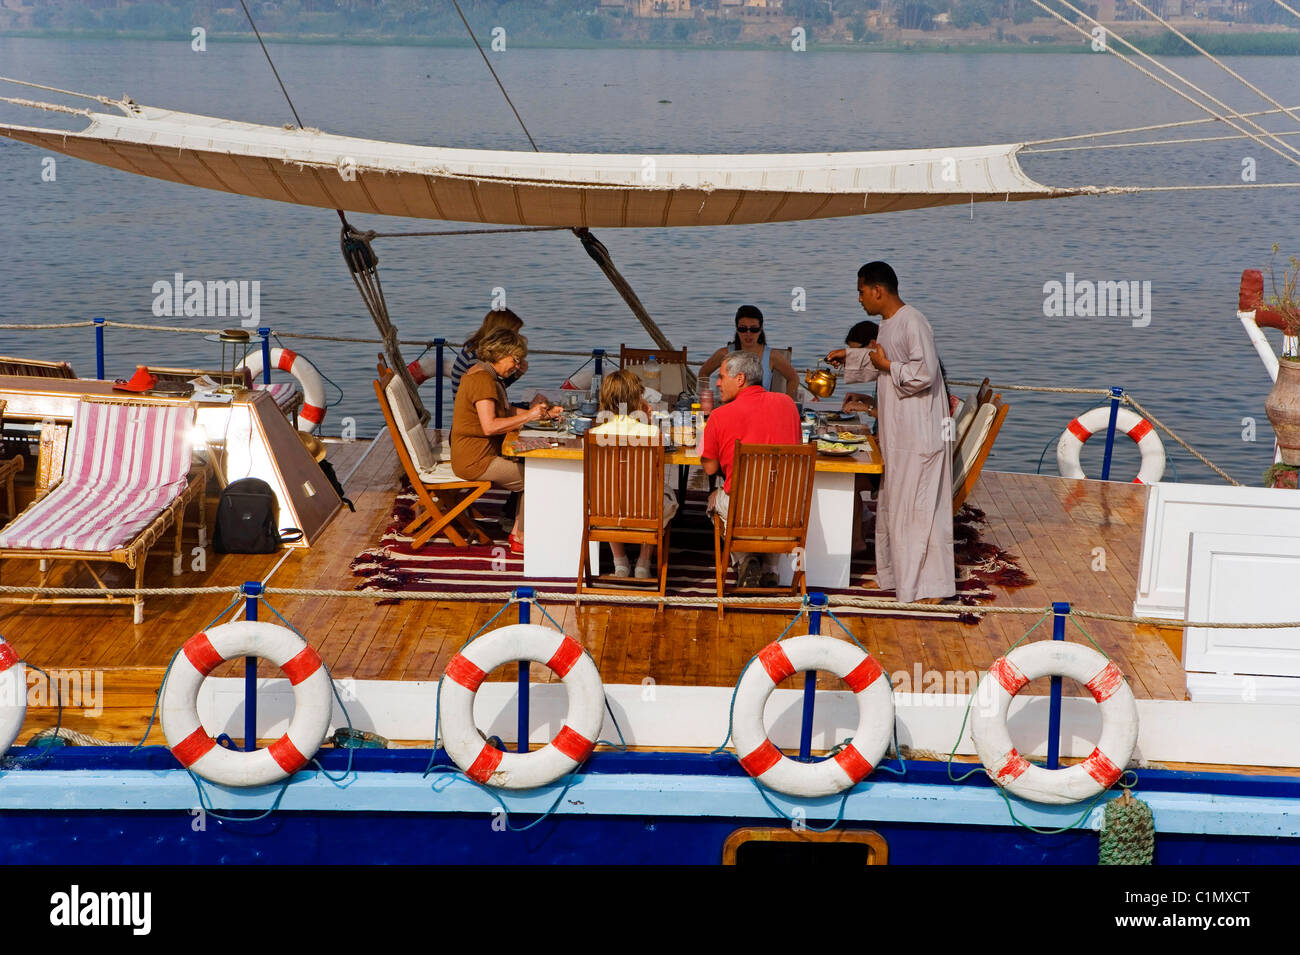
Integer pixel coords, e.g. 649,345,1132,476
1099,387,1123,481
242,581,264,753
799,593,828,761
258,327,272,384
515,587,533,754
593,348,605,377
1047,601,1068,770
434,338,446,431
93,316,106,380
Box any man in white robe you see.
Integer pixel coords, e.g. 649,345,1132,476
828,261,955,604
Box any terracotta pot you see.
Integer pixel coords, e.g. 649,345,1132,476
1265,357,1300,465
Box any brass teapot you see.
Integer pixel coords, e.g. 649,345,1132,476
804,361,838,399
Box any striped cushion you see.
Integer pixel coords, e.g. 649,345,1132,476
0,400,192,552
254,381,300,410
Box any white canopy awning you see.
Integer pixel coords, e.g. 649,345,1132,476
0,101,1087,227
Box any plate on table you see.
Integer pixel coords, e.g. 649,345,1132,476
530,419,560,430
820,430,864,444
816,441,858,457
824,411,861,422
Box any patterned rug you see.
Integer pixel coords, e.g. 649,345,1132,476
350,486,1033,621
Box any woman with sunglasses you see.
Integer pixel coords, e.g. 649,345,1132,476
698,305,800,399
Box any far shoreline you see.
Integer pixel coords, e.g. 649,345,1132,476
1,28,1297,56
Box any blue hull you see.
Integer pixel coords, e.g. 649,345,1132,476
2,748,1297,864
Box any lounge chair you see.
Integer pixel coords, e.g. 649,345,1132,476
0,356,76,378
0,396,208,623
374,359,491,549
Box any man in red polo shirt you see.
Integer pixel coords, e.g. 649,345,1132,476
701,349,802,587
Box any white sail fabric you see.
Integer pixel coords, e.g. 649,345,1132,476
0,101,1085,226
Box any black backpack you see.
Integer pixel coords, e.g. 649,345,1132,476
213,478,303,554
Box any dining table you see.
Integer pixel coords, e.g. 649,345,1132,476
504,412,882,588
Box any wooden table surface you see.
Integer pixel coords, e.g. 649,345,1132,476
503,422,883,473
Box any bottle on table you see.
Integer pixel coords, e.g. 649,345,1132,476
642,354,662,396
686,402,701,446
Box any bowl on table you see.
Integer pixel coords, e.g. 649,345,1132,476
570,415,595,436
579,399,599,417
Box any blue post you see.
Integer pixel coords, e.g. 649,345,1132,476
593,348,605,377
515,587,533,754
1099,387,1123,481
93,317,106,380
799,593,828,761
434,338,446,431
242,582,264,753
1047,601,1068,770
258,327,272,385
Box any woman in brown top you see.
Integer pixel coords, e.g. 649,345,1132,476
451,328,559,555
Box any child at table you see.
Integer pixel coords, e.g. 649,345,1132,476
590,370,679,579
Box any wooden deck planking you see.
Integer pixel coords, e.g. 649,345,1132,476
0,442,1198,748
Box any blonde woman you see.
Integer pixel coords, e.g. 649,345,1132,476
590,369,679,578
451,328,559,555
451,308,525,400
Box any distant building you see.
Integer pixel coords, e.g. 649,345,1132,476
636,0,693,14
1097,0,1117,19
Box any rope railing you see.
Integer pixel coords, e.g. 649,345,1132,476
0,584,1295,629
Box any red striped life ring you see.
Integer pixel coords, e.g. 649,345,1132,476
0,639,26,758
1056,406,1165,484
160,622,334,788
732,636,894,798
238,347,327,434
971,641,1138,805
440,625,604,790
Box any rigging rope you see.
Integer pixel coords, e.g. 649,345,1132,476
1025,0,1300,170
1128,0,1300,132
237,0,304,130
1023,129,1300,153
1022,104,1300,147
0,75,118,107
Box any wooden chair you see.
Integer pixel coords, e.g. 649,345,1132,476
577,429,671,601
620,345,690,399
374,359,491,549
0,401,23,524
953,394,1009,514
950,377,990,451
0,396,208,623
713,441,817,619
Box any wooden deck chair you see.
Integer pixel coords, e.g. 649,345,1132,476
713,441,817,619
0,396,208,623
950,377,990,451
577,429,671,602
620,345,690,399
0,401,23,524
765,346,798,398
374,360,490,550
0,356,76,378
953,394,1009,514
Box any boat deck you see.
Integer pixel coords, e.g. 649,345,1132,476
1,435,1188,745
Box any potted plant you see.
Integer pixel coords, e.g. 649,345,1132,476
1262,246,1300,466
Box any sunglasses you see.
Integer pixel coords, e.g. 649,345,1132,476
736,325,762,333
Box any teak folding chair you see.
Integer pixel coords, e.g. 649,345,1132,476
374,360,491,549
0,355,76,378
620,345,690,398
577,429,671,601
0,396,208,623
714,441,817,619
953,394,1009,514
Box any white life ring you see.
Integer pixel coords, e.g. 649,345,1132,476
238,347,327,433
0,638,26,758
161,621,334,788
406,354,456,387
971,641,1139,805
440,624,604,790
1056,406,1165,484
732,635,894,798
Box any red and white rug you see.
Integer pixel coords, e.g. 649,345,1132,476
350,488,1032,621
